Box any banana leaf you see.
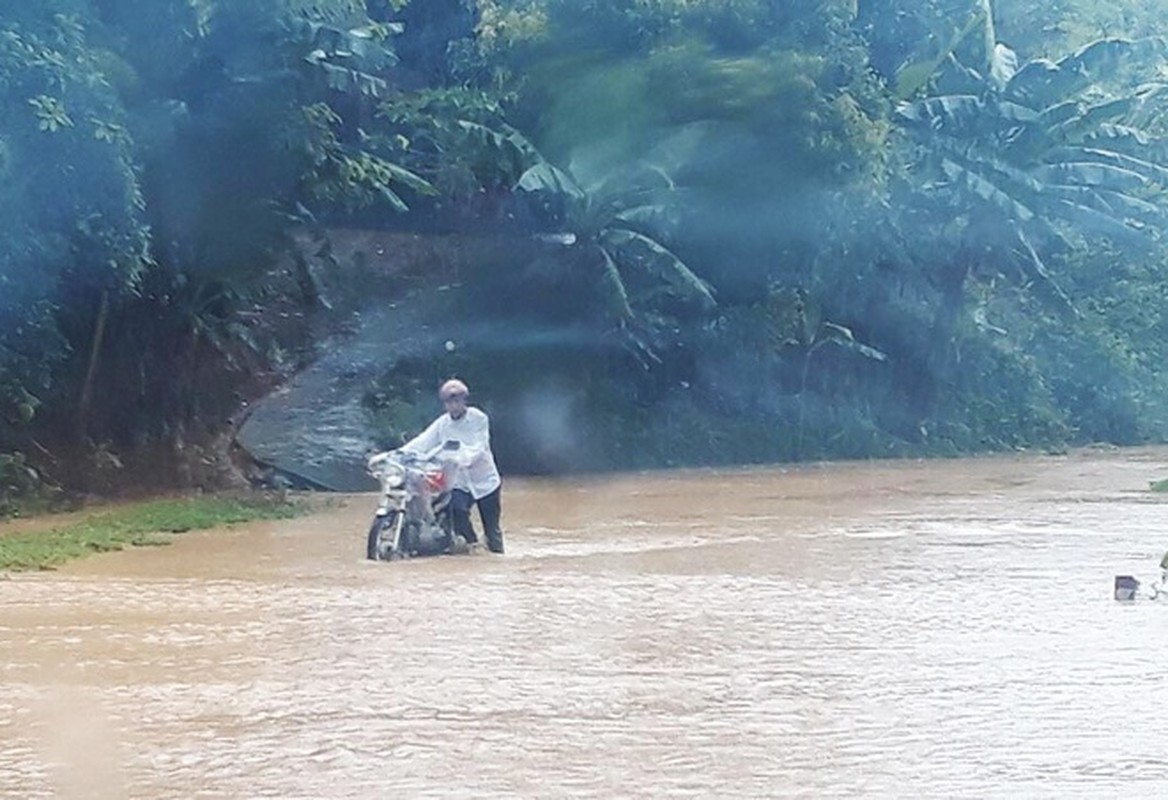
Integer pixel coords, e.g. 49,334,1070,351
990,43,1019,91
456,120,542,166
378,185,408,213
612,203,676,232
940,158,1036,222
515,162,586,200
996,100,1040,125
819,321,888,362
377,159,437,196
1044,185,1168,229
1082,125,1168,164
1037,100,1082,128
1011,38,1168,108
298,20,398,71
1051,198,1156,248
926,141,1045,198
601,227,716,311
590,163,675,203
1049,96,1138,143
317,62,385,97
1031,161,1148,191
597,246,634,322
896,95,984,131
1005,58,1064,104
1090,124,1150,146
1013,226,1076,314
934,54,987,96
898,95,1038,138
1045,146,1168,186
1126,83,1168,128
893,6,991,100
1058,36,1168,80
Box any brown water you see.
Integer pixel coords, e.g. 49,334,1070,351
4,447,1168,798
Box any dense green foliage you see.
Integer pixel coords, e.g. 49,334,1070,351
4,0,1168,488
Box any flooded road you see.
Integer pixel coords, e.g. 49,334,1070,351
3,447,1168,798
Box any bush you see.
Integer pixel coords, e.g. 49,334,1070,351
0,451,45,517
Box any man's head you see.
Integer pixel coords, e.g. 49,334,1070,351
440,378,469,418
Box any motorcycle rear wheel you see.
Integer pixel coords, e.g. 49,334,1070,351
366,512,399,561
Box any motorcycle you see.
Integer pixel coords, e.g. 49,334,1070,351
365,440,469,561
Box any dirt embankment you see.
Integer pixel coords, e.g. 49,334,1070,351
63,229,544,498
2,229,537,510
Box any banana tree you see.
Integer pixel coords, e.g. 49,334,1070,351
762,286,888,456
515,159,717,365
892,35,1168,348
858,0,1010,98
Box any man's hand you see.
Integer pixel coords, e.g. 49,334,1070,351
366,451,391,472
443,450,472,469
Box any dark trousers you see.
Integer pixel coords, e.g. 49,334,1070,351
451,487,504,553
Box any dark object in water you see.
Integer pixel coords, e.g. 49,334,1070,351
1115,575,1140,601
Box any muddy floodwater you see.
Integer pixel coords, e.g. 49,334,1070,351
4,447,1168,798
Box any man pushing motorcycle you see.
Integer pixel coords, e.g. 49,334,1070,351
399,379,504,554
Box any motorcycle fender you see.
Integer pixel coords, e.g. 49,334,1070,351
376,495,400,518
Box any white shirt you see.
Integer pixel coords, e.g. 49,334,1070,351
401,406,501,500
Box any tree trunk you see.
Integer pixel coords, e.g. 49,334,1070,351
76,290,111,441
921,258,971,416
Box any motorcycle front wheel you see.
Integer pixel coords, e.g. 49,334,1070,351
366,512,399,561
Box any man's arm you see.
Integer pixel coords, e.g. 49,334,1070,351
457,411,491,466
401,416,443,455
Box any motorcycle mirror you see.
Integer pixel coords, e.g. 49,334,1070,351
443,439,461,451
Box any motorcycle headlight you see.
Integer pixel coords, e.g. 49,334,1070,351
382,464,405,489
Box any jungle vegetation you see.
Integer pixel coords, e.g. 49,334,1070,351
4,0,1168,504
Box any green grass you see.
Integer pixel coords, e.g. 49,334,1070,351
0,494,305,572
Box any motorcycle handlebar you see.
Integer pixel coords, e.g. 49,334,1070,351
368,446,452,475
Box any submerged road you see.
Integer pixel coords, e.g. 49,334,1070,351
3,446,1168,797
234,296,600,491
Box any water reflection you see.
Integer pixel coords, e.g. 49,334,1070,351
3,448,1168,798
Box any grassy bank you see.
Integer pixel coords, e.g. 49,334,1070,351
0,493,305,572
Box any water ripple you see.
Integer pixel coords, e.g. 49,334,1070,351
3,450,1168,797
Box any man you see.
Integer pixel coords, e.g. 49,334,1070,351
401,378,504,553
